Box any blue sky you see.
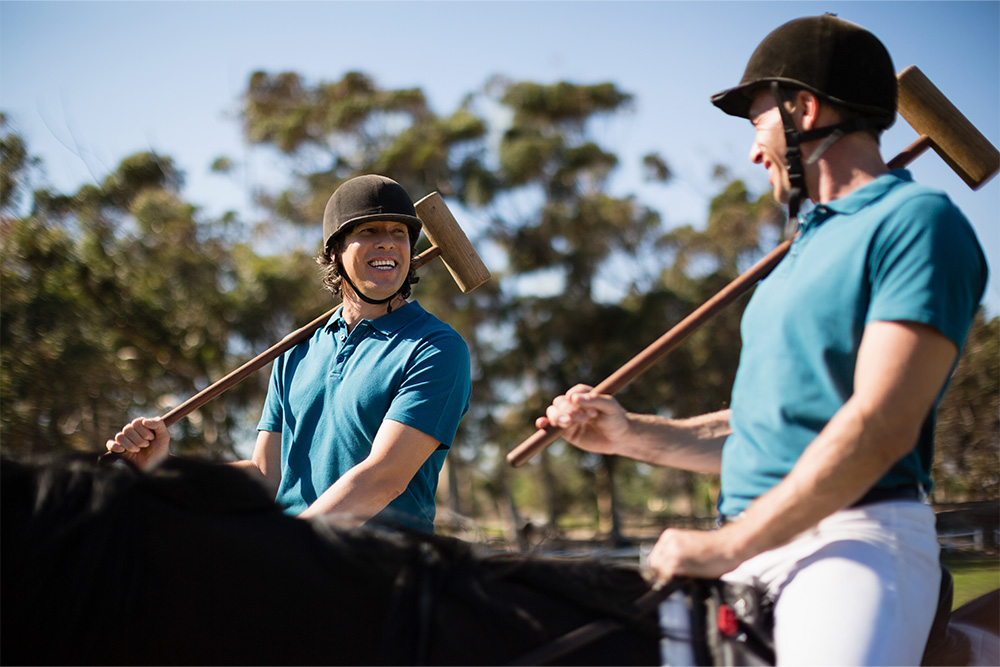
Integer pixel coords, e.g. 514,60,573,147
2,1,998,313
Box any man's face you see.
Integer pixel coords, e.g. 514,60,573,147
748,90,792,205
339,220,411,300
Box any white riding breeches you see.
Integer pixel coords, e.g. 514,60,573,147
721,500,942,666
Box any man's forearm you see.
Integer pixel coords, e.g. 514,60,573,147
297,463,401,522
618,409,730,473
228,459,280,499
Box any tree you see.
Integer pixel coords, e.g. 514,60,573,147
0,118,315,460
233,72,791,540
932,311,1000,502
466,79,673,538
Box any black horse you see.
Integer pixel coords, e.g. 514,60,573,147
2,453,996,666
1,453,662,666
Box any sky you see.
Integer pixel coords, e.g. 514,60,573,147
2,0,998,314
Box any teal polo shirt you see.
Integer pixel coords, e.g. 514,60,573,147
718,170,988,516
258,301,471,532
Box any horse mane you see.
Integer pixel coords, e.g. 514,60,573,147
3,453,654,609
3,452,660,665
2,452,277,543
310,513,659,647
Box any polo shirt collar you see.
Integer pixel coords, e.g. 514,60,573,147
324,300,423,336
368,300,423,335
816,169,912,218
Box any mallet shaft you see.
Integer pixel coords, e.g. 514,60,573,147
161,307,337,427
507,239,793,467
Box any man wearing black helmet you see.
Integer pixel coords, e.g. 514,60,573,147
536,15,987,663
108,175,472,534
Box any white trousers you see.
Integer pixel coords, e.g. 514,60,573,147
721,500,941,666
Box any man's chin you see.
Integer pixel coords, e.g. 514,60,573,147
359,278,406,300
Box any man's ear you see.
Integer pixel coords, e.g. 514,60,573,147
327,240,341,263
795,90,822,131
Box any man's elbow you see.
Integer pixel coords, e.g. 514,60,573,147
866,411,927,467
380,476,410,505
359,466,410,507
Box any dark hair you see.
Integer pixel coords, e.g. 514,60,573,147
779,87,885,143
316,238,418,299
823,96,884,143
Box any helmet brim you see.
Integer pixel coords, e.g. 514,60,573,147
325,213,422,251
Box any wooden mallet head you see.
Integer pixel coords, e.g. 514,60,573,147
412,192,491,292
891,66,998,189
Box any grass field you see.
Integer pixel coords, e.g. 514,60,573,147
942,550,1000,609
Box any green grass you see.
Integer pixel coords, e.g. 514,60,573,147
942,551,1000,609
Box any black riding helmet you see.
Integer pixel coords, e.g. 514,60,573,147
323,175,423,253
711,14,896,126
711,14,897,227
322,175,423,309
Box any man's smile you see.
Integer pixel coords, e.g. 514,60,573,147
368,258,398,271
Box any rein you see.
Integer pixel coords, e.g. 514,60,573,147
506,579,680,666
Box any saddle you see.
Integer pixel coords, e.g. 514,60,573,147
921,567,971,666
662,578,775,666
668,566,962,667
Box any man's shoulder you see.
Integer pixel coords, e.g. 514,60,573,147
865,174,972,239
880,172,962,215
407,303,468,340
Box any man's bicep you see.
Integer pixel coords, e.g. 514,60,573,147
854,320,957,439
251,430,283,495
387,335,471,444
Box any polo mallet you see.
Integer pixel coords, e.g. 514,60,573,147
155,192,490,429
507,65,999,468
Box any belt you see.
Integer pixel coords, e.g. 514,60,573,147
715,484,925,528
851,484,925,507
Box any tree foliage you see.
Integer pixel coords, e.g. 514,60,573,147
933,312,999,502
0,121,317,460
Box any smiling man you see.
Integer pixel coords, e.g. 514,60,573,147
108,175,472,533
535,15,988,664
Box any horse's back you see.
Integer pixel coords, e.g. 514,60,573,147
2,453,661,665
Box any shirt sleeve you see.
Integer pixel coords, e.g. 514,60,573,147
384,330,472,448
256,356,285,433
866,191,988,349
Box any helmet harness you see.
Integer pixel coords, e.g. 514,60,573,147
771,82,885,231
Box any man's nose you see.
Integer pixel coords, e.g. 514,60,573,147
749,142,764,165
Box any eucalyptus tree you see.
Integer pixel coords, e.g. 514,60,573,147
0,117,306,460
932,311,1000,502
458,79,676,538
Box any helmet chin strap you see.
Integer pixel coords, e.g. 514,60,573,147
770,82,882,237
341,270,408,314
772,82,808,237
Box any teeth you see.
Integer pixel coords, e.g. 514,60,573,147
369,260,396,269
